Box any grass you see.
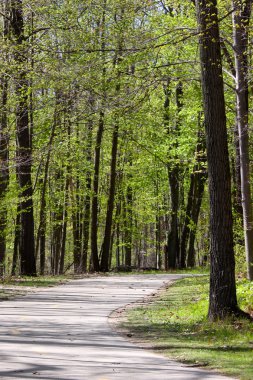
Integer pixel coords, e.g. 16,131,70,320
0,275,68,287
0,275,69,300
110,266,210,275
123,276,253,380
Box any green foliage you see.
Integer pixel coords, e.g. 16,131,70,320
0,0,250,275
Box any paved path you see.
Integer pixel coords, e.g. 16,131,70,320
0,275,235,380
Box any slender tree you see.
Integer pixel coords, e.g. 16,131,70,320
0,0,10,275
232,0,253,280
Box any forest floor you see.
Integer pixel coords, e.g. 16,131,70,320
0,274,235,380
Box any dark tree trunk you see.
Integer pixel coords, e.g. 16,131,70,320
37,117,56,275
12,203,21,275
11,0,36,275
124,184,133,268
100,124,119,272
167,168,180,268
164,81,183,269
181,128,207,268
51,209,63,275
90,1,107,273
72,177,82,274
180,172,194,268
196,0,238,319
115,201,121,268
59,191,68,275
59,117,71,275
187,167,206,267
81,96,93,273
90,110,104,272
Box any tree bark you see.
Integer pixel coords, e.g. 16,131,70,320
100,124,119,272
232,0,253,280
196,0,239,320
181,128,207,268
166,82,183,268
37,110,56,275
81,95,93,273
11,0,36,275
124,184,133,268
90,110,104,272
0,1,10,275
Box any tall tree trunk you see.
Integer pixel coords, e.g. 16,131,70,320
81,95,93,273
100,123,119,272
37,116,56,275
0,1,10,275
59,180,68,275
72,176,82,273
232,0,253,280
166,82,183,268
90,0,107,272
11,0,36,275
124,184,133,268
187,166,207,267
181,127,207,268
90,110,104,272
167,169,180,268
12,203,21,275
196,0,239,319
220,40,243,222
51,210,63,275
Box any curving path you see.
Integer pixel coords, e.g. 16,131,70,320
0,275,235,380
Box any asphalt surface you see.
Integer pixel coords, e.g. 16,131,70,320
0,274,236,380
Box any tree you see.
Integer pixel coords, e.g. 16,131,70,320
0,0,10,275
10,0,36,276
232,0,253,280
196,0,239,319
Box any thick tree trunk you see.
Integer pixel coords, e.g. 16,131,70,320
232,0,253,280
11,0,36,275
196,0,238,320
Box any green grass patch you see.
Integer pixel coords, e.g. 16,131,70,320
110,267,210,275
124,276,253,380
0,275,68,287
0,275,69,300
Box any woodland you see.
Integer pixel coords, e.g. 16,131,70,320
0,0,253,320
